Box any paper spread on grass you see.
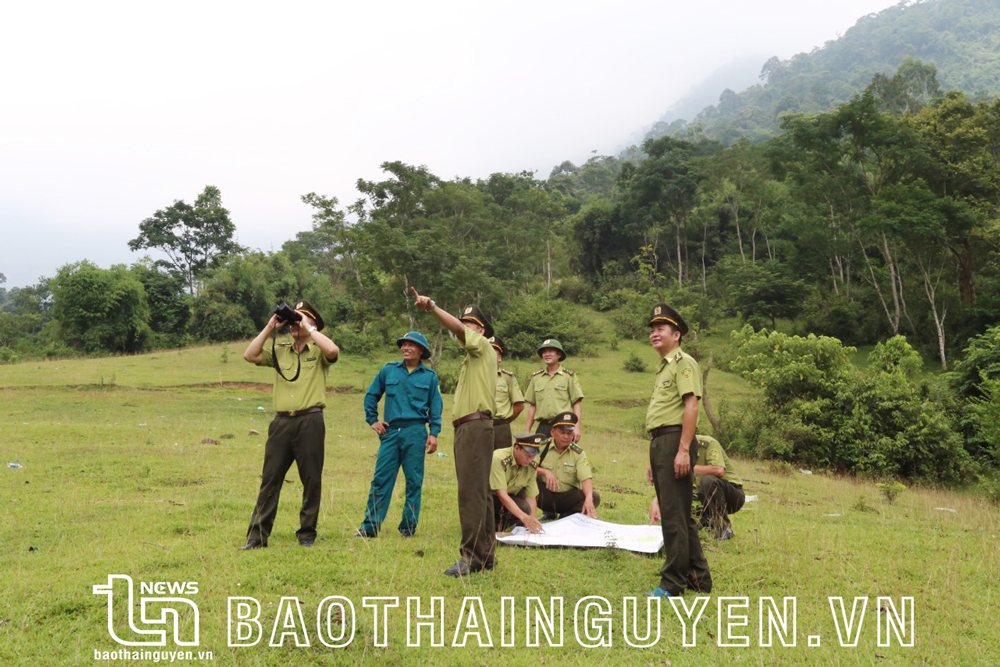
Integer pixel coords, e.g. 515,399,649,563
497,514,663,554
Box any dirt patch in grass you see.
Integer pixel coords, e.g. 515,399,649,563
605,484,643,495
169,382,363,394
597,398,647,409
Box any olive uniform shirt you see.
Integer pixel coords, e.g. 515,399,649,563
259,337,334,412
524,366,584,420
494,369,524,421
452,329,498,420
645,347,702,430
695,435,742,487
537,443,592,491
490,447,539,498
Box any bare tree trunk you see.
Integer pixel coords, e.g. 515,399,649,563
735,209,745,262
675,219,683,288
953,240,977,305
881,233,903,333
701,218,708,293
546,238,552,295
860,239,899,335
701,352,721,434
845,258,851,300
432,326,445,372
918,259,949,371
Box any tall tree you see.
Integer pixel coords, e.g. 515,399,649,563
128,185,241,295
620,136,718,287
51,262,151,353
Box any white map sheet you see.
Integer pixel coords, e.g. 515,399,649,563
496,514,664,554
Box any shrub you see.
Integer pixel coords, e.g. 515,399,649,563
724,328,969,482
976,471,1000,505
492,294,600,359
953,326,1000,460
876,481,906,505
765,460,796,476
556,276,590,304
331,325,383,358
435,363,460,395
622,352,648,373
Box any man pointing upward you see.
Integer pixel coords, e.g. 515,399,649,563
411,287,498,577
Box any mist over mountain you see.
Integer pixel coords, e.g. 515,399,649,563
641,0,1000,144
621,55,768,149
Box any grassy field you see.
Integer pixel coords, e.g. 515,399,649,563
1,334,998,666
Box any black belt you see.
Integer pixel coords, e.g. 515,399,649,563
493,417,513,426
276,406,323,418
649,424,682,438
453,412,492,428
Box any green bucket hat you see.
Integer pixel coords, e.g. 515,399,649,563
396,331,431,359
537,338,566,362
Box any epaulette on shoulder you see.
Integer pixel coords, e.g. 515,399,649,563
697,439,709,449
564,368,575,376
501,369,514,376
502,455,513,468
570,443,583,454
673,350,684,363
532,369,545,376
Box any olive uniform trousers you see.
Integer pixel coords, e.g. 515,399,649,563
536,483,601,518
492,420,513,450
650,430,712,595
493,490,531,531
454,419,496,570
533,418,554,437
246,412,325,544
698,475,745,537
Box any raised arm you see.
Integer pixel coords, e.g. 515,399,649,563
244,315,281,364
411,287,466,344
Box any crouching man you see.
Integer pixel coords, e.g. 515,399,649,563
491,433,547,534
535,411,599,519
650,434,745,540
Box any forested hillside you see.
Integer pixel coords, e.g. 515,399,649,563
645,0,1000,144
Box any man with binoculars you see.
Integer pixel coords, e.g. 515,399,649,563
239,300,339,550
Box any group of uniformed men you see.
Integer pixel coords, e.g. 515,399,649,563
237,292,743,596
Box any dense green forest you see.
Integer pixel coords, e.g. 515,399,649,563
2,6,1000,492
646,0,1000,144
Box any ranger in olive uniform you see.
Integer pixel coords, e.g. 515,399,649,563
650,434,745,540
536,411,600,519
644,303,711,597
490,336,524,450
694,434,744,539
491,433,546,533
240,300,339,550
412,288,498,577
524,338,584,440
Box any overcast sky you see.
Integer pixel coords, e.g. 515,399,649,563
0,0,902,290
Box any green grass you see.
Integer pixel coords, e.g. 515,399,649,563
1,335,997,665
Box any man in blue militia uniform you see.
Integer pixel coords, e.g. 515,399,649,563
645,302,711,597
356,331,443,538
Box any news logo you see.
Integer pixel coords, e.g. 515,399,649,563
92,575,200,647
